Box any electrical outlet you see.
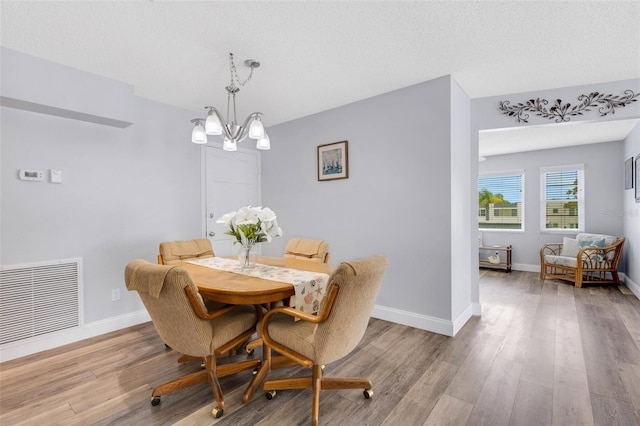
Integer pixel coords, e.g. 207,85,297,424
111,288,121,301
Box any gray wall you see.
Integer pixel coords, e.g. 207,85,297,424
261,75,472,326
624,125,640,289
1,49,203,324
478,141,625,269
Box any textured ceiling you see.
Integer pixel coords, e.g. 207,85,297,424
1,1,639,154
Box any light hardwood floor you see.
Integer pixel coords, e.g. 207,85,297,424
2,270,640,425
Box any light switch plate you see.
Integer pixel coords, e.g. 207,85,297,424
50,169,62,183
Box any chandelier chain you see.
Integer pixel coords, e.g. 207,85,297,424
229,53,254,88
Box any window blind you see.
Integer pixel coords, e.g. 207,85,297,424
540,165,584,231
478,173,524,231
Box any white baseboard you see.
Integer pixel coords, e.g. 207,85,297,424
452,304,474,335
471,302,482,316
0,309,151,363
512,263,540,273
372,304,475,337
622,273,640,299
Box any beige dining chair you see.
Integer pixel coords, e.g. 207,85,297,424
158,238,214,265
124,259,260,418
244,237,331,356
158,238,228,361
260,255,388,426
283,238,330,263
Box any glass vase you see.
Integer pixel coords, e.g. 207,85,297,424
238,243,258,269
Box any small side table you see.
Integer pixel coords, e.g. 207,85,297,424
479,245,512,272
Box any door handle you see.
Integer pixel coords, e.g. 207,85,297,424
208,231,215,237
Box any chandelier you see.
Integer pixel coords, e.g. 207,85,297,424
190,53,270,151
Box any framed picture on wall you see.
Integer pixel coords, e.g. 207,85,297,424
317,140,349,181
636,154,640,202
625,157,634,190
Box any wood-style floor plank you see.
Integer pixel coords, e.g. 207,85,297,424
465,356,522,425
423,394,473,426
552,365,594,425
2,270,640,425
508,380,553,425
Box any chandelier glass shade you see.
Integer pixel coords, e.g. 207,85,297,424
191,53,270,151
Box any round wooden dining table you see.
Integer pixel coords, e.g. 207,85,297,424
178,256,333,304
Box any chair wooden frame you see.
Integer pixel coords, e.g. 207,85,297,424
260,285,373,426
540,237,625,288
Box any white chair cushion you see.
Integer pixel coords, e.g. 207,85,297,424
544,255,577,268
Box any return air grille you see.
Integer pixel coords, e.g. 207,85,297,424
0,259,81,345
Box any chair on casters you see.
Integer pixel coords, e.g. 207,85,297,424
158,238,228,361
158,238,214,265
260,255,388,426
125,259,261,418
283,237,330,263
245,237,331,356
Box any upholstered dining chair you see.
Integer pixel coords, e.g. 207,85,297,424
158,238,229,360
244,237,331,357
260,255,388,426
283,237,330,263
124,259,260,418
158,238,214,265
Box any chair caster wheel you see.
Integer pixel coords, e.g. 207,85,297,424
252,367,260,375
265,390,276,400
363,389,373,399
246,347,255,356
212,407,223,418
151,396,161,406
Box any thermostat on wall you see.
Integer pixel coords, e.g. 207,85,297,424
18,169,44,182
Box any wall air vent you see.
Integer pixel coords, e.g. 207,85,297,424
0,259,82,345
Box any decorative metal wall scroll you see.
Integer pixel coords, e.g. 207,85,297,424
498,90,639,123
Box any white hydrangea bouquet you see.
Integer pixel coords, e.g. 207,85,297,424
216,206,283,268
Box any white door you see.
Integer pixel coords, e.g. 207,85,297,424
205,146,260,257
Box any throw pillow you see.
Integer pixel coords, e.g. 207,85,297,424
578,238,606,262
577,238,605,249
560,237,580,257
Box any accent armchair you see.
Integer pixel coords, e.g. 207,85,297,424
260,255,388,426
540,233,625,288
124,259,260,418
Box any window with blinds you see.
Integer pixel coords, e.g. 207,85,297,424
540,165,584,232
478,172,524,231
